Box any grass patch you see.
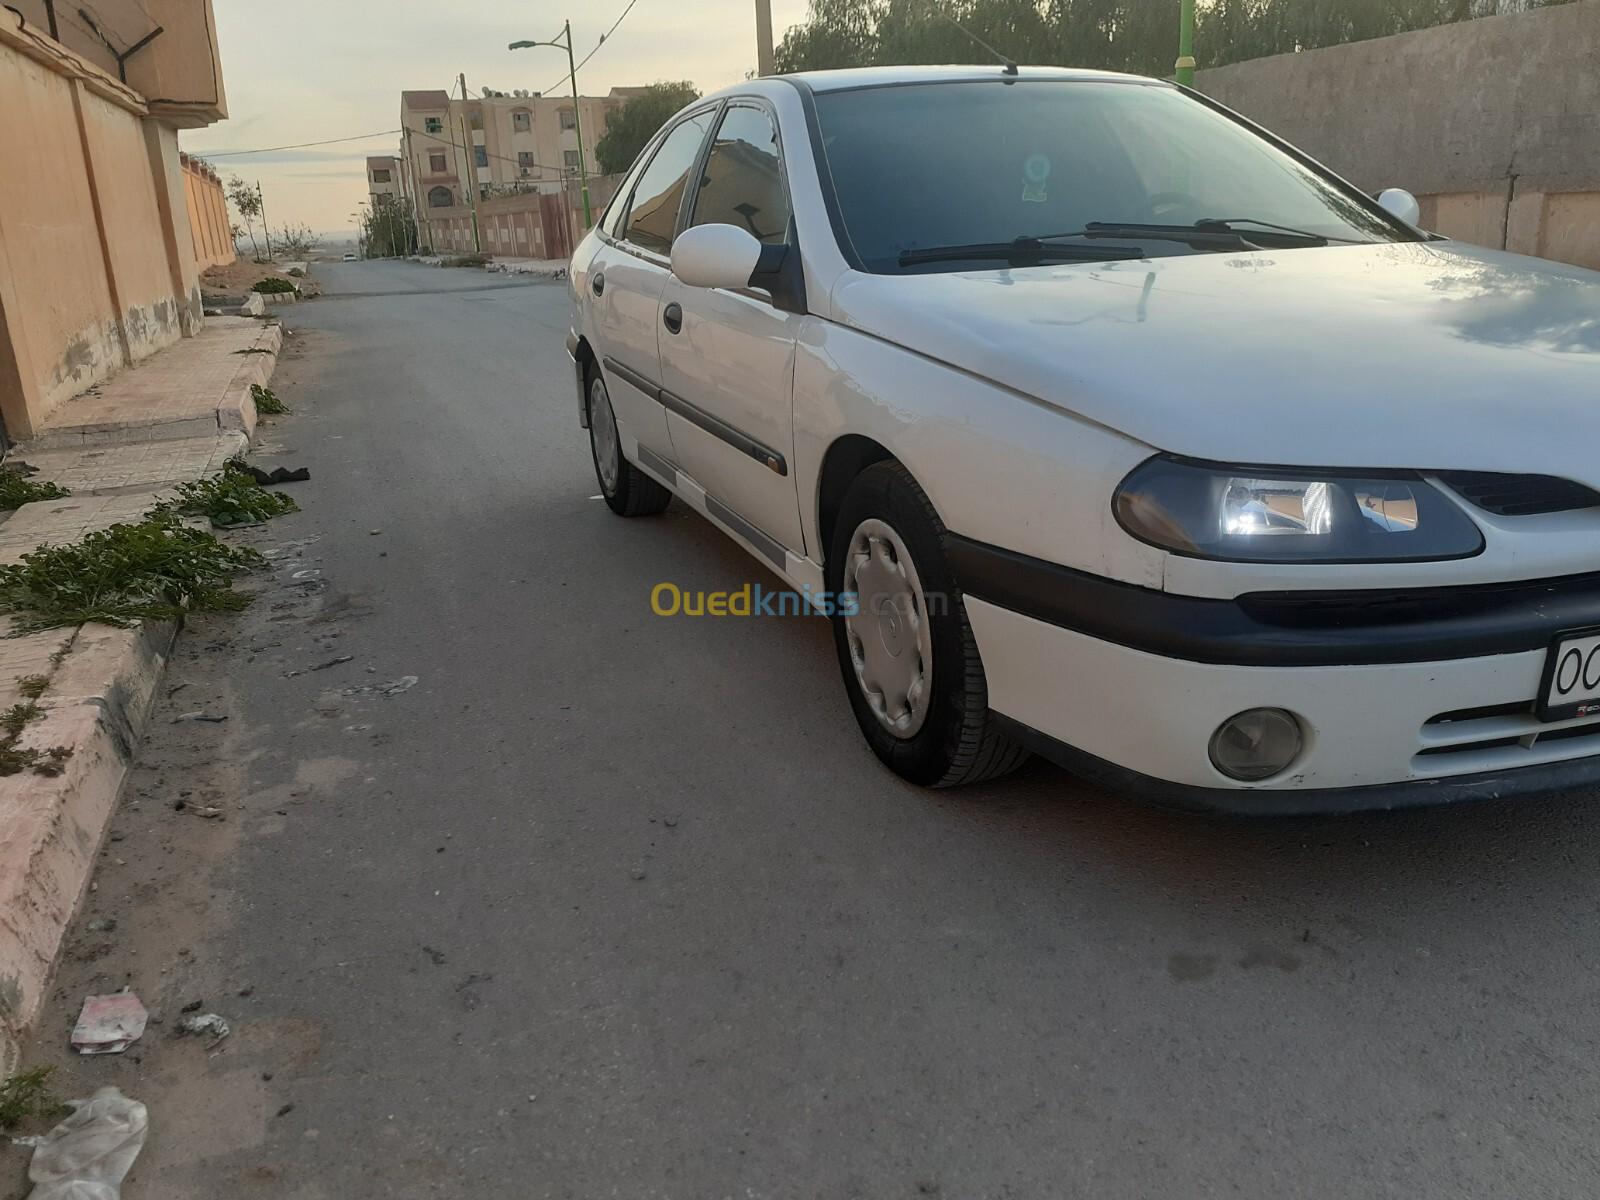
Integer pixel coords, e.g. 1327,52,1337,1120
442,254,489,268
286,267,305,278
251,384,289,415
16,673,48,700
251,277,297,294
0,513,262,634
158,469,298,529
0,473,70,511
0,1067,69,1129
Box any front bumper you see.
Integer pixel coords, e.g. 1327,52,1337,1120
953,537,1600,812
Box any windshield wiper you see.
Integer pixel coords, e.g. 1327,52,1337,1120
898,238,1145,267
1079,223,1255,248
1033,221,1331,249
1194,218,1335,246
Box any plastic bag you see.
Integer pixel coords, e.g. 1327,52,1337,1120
26,1086,148,1200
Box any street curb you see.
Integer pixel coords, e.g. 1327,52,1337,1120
0,618,178,1073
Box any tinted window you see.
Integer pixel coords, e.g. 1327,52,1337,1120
813,82,1412,274
690,105,789,245
622,112,712,254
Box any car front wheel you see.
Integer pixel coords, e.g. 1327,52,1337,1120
588,368,670,517
827,460,1029,787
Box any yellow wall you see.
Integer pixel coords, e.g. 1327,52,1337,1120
0,9,212,440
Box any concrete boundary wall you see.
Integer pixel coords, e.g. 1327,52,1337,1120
182,153,236,270
1195,1,1600,269
0,11,206,442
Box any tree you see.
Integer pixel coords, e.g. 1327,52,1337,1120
593,81,701,175
225,176,263,261
273,223,323,257
361,201,418,258
772,0,1576,77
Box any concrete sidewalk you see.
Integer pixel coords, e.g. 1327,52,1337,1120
0,315,283,1072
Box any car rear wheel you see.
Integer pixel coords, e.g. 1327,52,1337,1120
827,460,1029,787
588,369,671,517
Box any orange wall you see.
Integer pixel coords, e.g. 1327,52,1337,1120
0,12,207,440
183,158,235,269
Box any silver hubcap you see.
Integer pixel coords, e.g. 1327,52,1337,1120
590,377,620,494
842,518,934,739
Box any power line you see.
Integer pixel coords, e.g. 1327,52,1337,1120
541,0,641,95
202,130,403,158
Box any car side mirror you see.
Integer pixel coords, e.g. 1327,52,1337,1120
672,224,766,290
671,223,805,314
1376,187,1421,227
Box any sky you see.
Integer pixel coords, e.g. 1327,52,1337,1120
181,0,811,239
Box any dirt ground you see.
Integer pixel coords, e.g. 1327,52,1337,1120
201,260,322,298
0,331,333,1200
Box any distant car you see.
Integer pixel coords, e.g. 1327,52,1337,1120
567,65,1600,813
342,252,358,261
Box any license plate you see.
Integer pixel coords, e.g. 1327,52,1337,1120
1539,629,1600,721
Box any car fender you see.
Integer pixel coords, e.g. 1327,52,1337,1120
792,318,1167,589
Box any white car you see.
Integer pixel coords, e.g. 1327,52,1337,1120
342,252,358,261
567,65,1600,813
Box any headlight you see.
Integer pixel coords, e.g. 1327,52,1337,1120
1114,456,1484,563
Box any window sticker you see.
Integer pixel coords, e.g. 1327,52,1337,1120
1022,153,1051,203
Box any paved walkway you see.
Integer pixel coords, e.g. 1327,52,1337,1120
25,317,271,449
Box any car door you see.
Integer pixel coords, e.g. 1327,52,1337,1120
657,101,806,555
588,109,716,464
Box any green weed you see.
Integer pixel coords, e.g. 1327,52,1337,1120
251,384,289,415
0,473,70,511
0,513,262,634
158,470,297,529
0,1067,69,1129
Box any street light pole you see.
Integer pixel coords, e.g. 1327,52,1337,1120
1175,0,1196,86
509,23,593,229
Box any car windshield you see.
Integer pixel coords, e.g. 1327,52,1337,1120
811,79,1416,274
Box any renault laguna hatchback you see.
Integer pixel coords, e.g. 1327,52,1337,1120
566,66,1600,813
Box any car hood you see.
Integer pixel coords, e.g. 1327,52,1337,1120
829,241,1600,478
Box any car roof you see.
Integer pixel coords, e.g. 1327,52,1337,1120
776,64,1161,92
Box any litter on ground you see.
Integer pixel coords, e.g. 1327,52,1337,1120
69,994,147,1056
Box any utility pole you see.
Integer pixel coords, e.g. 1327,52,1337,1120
505,22,595,230
257,180,272,259
1175,0,1196,86
755,0,775,76
457,73,482,253
562,21,593,229
409,125,435,254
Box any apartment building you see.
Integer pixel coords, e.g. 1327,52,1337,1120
367,155,401,208
397,86,641,217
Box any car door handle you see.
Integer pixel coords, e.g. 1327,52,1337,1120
662,302,683,335
591,271,605,296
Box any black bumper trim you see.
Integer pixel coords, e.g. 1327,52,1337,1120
947,534,1600,668
993,714,1600,815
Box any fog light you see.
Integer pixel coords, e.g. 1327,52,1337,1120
1209,708,1303,782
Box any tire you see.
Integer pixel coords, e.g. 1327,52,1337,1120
827,460,1029,787
587,367,671,517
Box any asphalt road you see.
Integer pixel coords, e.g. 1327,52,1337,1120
27,259,1600,1199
